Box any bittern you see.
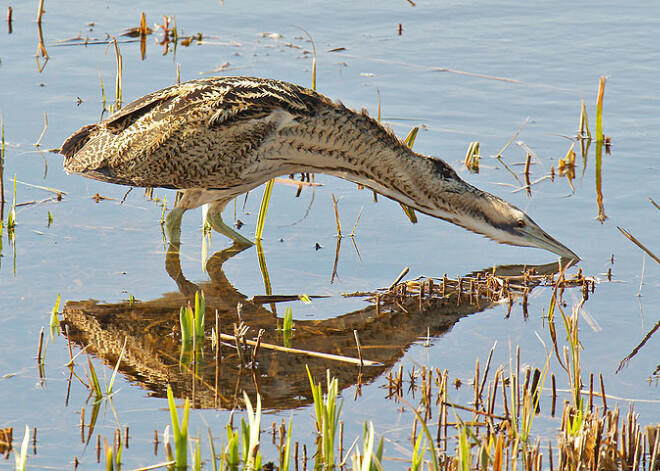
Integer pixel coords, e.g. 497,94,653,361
61,76,578,259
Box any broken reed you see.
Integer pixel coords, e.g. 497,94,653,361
374,266,595,315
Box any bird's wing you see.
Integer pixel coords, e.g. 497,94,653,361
60,82,191,159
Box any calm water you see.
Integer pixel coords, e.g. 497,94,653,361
1,0,659,468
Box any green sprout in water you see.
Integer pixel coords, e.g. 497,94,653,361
179,291,206,368
241,392,263,471
277,306,294,347
49,293,61,342
307,366,342,469
167,385,190,469
180,290,206,346
351,421,383,471
7,174,17,239
87,338,126,404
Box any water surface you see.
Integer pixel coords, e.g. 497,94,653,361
1,0,660,468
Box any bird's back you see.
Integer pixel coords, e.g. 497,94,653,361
61,76,335,189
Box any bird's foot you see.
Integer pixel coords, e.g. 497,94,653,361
205,206,254,246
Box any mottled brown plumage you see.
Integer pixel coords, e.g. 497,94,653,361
61,76,577,258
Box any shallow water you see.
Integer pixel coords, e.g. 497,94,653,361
1,0,660,468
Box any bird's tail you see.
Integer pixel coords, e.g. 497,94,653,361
60,124,96,160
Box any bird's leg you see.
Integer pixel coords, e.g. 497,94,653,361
205,201,254,246
165,206,186,244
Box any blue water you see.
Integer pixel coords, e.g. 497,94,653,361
1,0,660,468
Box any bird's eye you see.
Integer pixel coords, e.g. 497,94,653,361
516,219,526,228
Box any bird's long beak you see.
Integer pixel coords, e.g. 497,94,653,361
523,226,580,261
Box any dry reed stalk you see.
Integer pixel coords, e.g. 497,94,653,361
618,227,660,265
218,333,380,366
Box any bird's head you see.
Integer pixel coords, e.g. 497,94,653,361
436,186,579,260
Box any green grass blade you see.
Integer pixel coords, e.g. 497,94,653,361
404,127,419,147
255,179,275,241
167,385,189,468
596,76,606,142
107,337,126,396
194,291,205,342
49,293,61,341
87,355,103,400
208,427,218,471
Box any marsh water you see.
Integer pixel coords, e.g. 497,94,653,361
1,0,660,468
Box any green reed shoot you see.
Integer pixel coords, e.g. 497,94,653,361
105,439,114,471
403,398,439,471
111,38,123,111
167,385,190,468
351,421,383,471
282,307,293,332
14,425,29,471
192,431,202,471
255,179,274,241
102,435,123,471
160,195,168,224
241,392,263,470
464,141,480,173
404,127,419,147
398,127,420,224
596,76,606,143
107,339,125,398
180,291,205,345
278,307,294,347
225,423,240,467
1,109,5,220
565,400,586,437
411,432,426,471
98,65,108,115
86,339,126,404
559,303,583,408
7,174,16,233
307,366,342,469
256,240,273,298
49,293,61,341
519,354,552,445
457,425,471,471
208,428,219,471
88,355,104,401
579,97,591,139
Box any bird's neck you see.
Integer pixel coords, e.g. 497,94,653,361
262,106,459,218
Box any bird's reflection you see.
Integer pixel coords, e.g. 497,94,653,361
62,232,572,410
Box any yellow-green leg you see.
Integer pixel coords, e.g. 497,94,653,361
165,207,186,244
206,201,254,246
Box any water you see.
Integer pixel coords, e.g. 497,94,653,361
1,0,660,468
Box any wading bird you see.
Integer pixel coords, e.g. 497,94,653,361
61,76,578,259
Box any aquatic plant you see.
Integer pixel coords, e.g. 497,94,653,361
14,425,29,471
180,291,206,346
241,392,263,470
167,385,190,469
307,366,343,469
